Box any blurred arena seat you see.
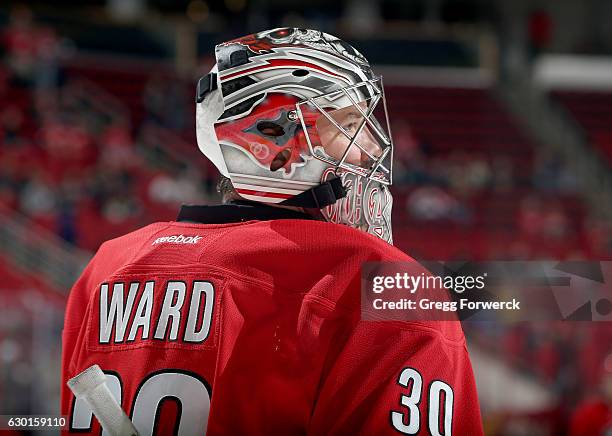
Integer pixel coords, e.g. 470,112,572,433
551,89,612,164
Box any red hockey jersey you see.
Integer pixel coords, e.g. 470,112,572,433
61,203,483,435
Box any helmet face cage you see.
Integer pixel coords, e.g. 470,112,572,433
295,77,393,185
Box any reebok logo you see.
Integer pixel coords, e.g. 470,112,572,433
152,234,202,245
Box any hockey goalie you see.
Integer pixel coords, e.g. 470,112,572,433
61,28,484,435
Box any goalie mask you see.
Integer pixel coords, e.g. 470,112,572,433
195,28,394,243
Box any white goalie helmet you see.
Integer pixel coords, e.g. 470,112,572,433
195,27,394,243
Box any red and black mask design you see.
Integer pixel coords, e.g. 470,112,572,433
224,28,295,54
223,28,371,71
215,94,321,175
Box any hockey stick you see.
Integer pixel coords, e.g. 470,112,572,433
68,364,139,436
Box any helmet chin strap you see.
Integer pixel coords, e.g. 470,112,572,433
279,177,347,209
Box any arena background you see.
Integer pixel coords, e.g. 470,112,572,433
1,0,611,434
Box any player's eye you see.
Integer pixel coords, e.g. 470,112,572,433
343,121,358,132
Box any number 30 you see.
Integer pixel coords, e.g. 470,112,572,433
391,367,454,436
70,370,211,435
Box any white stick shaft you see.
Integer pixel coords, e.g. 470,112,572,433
68,365,139,436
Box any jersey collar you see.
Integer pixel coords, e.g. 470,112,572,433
177,201,316,224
